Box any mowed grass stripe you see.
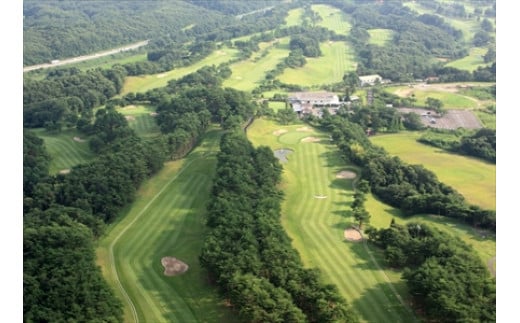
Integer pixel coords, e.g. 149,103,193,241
248,120,414,323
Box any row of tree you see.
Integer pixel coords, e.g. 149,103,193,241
200,132,359,322
321,117,496,230
366,221,495,322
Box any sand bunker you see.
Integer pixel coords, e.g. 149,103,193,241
161,257,189,277
301,137,321,143
73,136,85,142
125,115,136,121
157,73,167,78
314,195,327,199
336,171,357,179
273,129,288,136
296,126,312,132
344,228,363,242
59,169,71,175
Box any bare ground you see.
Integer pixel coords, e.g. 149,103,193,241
336,170,357,179
344,228,363,242
73,136,85,142
161,257,189,276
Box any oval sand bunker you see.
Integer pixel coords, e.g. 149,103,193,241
161,257,189,276
336,170,357,179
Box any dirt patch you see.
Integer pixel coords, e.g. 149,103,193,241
301,137,321,143
125,115,136,121
296,126,312,132
336,171,357,179
396,108,482,130
73,136,85,142
273,129,288,136
344,228,363,242
161,257,189,277
59,169,71,175
314,195,327,199
157,73,167,78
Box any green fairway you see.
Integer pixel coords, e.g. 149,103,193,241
117,105,161,138
223,38,291,92
278,41,356,87
367,29,394,46
121,47,240,94
370,131,495,210
96,127,239,323
284,8,303,26
445,47,492,71
247,118,416,323
31,128,93,174
311,4,352,36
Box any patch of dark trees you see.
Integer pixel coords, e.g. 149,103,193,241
320,117,495,231
200,132,359,322
418,128,496,163
366,222,495,322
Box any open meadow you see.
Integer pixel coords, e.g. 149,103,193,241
116,105,161,138
31,128,93,174
96,128,239,323
247,118,417,323
311,4,352,36
121,46,240,94
367,29,394,46
445,47,493,71
369,131,496,210
278,41,356,87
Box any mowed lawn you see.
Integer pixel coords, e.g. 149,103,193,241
368,29,394,46
370,131,496,210
121,46,240,94
31,128,93,174
223,38,291,92
311,4,352,36
96,128,239,323
117,105,161,138
445,47,492,71
279,41,356,86
386,84,482,109
247,118,416,323
284,7,303,26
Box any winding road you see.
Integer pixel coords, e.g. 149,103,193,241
23,40,149,73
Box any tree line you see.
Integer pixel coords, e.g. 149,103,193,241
200,132,359,322
367,221,495,322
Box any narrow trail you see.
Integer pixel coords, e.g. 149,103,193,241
108,158,195,323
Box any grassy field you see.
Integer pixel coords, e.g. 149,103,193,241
284,8,303,26
369,131,496,210
311,4,352,36
223,38,291,92
96,127,239,323
278,41,356,87
385,83,495,109
247,118,416,323
367,29,394,46
445,47,492,71
116,105,161,138
31,128,93,174
121,46,240,95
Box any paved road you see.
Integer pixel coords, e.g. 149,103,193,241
23,40,149,73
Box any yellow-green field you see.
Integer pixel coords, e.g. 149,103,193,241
116,105,161,138
278,41,356,87
445,47,493,71
385,82,495,109
284,8,303,26
223,38,291,91
311,4,352,36
370,131,495,210
121,46,240,94
368,29,394,46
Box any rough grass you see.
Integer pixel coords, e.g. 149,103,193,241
285,8,304,26
31,128,93,174
445,47,492,71
121,46,240,94
311,4,352,36
278,41,356,87
96,127,239,323
367,29,394,46
223,38,291,92
370,131,495,210
247,118,416,323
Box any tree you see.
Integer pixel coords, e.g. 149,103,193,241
426,97,445,115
